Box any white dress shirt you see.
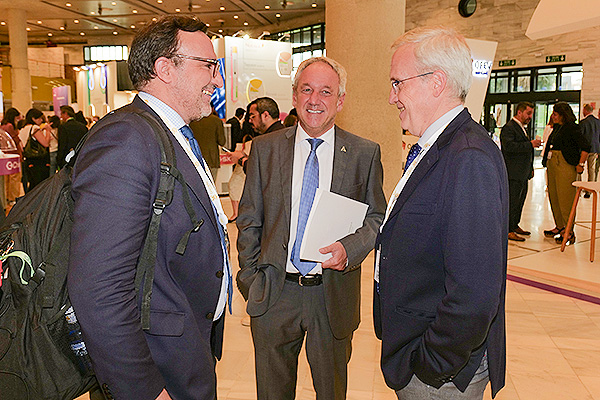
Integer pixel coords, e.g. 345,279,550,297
286,124,335,275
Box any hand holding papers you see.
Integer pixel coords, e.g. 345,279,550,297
299,188,369,263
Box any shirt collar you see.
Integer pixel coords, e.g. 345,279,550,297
417,105,464,147
138,91,187,132
512,116,526,130
295,123,335,148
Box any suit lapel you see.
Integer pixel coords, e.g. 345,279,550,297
331,126,348,194
280,127,296,229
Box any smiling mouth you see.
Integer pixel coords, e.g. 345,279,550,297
202,89,213,96
307,109,323,114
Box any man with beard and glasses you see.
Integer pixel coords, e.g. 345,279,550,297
68,16,230,400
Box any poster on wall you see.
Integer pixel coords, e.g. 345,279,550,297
52,86,71,116
215,37,293,119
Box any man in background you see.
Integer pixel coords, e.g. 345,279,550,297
57,105,88,168
190,107,225,181
227,107,246,151
500,101,541,241
580,103,600,197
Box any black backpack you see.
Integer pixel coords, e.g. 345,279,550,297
0,107,200,400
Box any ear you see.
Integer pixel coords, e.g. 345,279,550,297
336,92,346,112
154,57,175,84
292,90,297,108
430,70,447,98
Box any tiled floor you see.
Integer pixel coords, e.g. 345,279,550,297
77,160,600,400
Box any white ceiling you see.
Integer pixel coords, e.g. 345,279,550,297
0,0,324,44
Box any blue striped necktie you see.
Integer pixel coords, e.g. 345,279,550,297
291,138,324,276
404,143,422,173
180,125,208,170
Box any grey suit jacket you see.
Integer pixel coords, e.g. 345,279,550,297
236,125,386,339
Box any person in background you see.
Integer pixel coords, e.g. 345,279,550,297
376,26,508,399
74,111,88,126
57,105,88,169
19,108,51,192
500,101,541,242
283,113,298,127
227,107,246,151
189,106,226,181
542,102,590,244
1,108,24,204
47,115,60,174
579,103,600,198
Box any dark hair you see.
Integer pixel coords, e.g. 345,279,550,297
283,114,297,127
128,16,207,90
515,101,533,115
60,105,75,118
584,103,594,113
553,102,576,124
74,111,87,125
235,107,245,118
289,108,297,117
25,108,44,125
48,115,61,128
2,107,21,127
254,97,280,120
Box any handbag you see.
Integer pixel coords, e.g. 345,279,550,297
23,125,49,160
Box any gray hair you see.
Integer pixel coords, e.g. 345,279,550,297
392,26,472,101
292,56,347,97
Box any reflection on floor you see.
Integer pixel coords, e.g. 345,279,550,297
77,162,600,400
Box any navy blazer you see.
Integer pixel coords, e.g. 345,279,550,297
374,109,508,398
68,96,225,400
500,118,534,181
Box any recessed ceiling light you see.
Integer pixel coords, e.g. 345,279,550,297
91,11,95,14
275,13,281,17
152,17,157,21
130,25,135,28
175,8,181,12
94,26,99,29
264,5,270,9
205,23,210,26
132,9,138,13
113,19,118,22
37,20,42,24
48,33,52,36
1,22,6,26
113,31,118,35
74,19,79,23
220,6,225,10
233,15,238,19
312,3,317,7
26,27,31,31
157,0,162,3
243,21,248,26
60,26,65,30
192,4,200,8
218,29,223,33
80,32,85,35
65,2,71,6
111,1,116,5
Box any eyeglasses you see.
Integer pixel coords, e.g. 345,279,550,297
391,71,434,93
173,54,220,78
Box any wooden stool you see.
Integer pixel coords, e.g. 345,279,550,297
561,181,600,261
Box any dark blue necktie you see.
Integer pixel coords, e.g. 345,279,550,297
404,143,422,173
180,124,232,314
291,138,324,276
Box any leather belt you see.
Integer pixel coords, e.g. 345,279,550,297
285,272,322,286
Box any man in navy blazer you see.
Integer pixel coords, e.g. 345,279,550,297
68,16,229,400
374,27,508,399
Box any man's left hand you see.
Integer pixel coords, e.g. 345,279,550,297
319,241,348,271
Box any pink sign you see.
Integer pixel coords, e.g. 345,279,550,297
0,154,21,175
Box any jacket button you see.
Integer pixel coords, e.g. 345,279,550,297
206,312,214,319
216,270,224,278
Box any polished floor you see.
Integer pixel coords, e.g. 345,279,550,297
77,160,600,400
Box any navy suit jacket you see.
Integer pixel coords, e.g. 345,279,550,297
68,96,225,400
500,118,534,181
580,114,600,153
374,109,508,397
57,118,88,168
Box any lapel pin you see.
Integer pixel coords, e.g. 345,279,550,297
341,146,347,153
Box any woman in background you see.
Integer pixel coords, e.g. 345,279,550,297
1,108,24,204
48,115,60,174
19,108,51,192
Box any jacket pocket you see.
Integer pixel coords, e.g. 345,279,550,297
147,310,185,337
395,306,436,321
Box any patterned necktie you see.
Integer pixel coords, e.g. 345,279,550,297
180,125,208,171
404,143,422,173
180,125,232,314
291,138,324,276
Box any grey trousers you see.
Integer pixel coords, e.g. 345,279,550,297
250,279,352,400
396,352,489,400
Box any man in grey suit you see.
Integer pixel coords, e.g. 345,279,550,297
236,57,386,400
580,103,600,197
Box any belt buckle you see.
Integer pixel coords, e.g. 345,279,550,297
298,275,304,286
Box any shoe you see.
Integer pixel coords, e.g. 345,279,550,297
556,232,576,245
508,232,526,242
584,192,591,198
228,217,237,223
515,227,531,235
544,227,564,238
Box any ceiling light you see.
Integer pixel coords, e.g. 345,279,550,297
233,15,239,19
73,67,80,71
243,21,248,26
275,13,281,17
157,0,163,3
113,31,118,35
205,23,210,27
192,4,200,8
37,20,42,24
74,19,79,23
80,32,85,35
113,19,118,22
111,1,116,4
243,34,250,40
130,25,135,28
132,9,138,13
312,3,317,7
91,11,95,14
218,29,223,33
175,8,181,12
1,22,6,25
220,6,225,10
152,17,157,21
66,2,71,6
60,26,65,30
94,26,99,29
26,27,31,31
47,33,53,36
264,5,270,9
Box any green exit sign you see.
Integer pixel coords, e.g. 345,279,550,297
499,59,516,67
546,55,566,63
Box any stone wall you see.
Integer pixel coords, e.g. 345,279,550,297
405,0,600,110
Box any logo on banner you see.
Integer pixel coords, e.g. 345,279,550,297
277,51,292,77
247,78,265,102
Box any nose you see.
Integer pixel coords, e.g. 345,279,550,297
389,87,398,105
213,69,224,88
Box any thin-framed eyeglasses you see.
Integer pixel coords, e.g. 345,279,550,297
391,71,434,93
173,54,220,78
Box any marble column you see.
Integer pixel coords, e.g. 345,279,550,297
8,8,32,114
325,0,406,196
